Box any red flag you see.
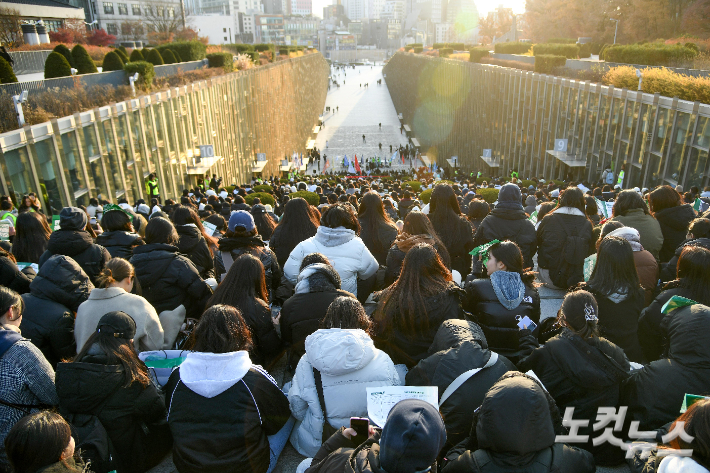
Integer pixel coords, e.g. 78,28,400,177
354,154,361,175
402,152,405,164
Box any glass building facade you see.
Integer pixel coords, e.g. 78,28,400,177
384,53,710,188
0,54,328,210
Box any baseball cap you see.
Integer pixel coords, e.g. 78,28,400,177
228,210,255,232
96,311,136,340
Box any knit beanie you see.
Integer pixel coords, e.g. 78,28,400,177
59,206,88,231
496,183,523,210
379,399,446,473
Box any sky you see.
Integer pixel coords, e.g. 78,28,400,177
310,0,526,19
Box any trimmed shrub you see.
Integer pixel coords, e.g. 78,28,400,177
253,43,274,52
603,65,710,103
521,179,536,189
547,38,577,44
533,43,579,58
535,54,567,73
245,192,275,206
156,41,207,61
290,191,319,206
53,44,73,67
476,176,492,184
171,49,182,62
101,51,124,72
248,51,260,63
146,49,164,66
410,43,422,48
591,43,605,55
469,47,490,62
480,57,535,71
433,43,445,49
578,43,592,59
72,45,98,74
477,188,500,204
440,47,453,58
0,57,17,84
114,47,129,63
129,49,144,62
162,49,177,64
278,47,289,56
118,45,128,56
404,45,413,52
449,42,465,51
124,61,155,89
405,180,422,192
228,44,253,53
44,51,72,79
252,184,273,193
494,42,531,55
413,47,423,53
420,188,433,204
601,43,698,66
206,52,234,72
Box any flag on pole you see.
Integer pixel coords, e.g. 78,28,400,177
323,158,329,173
354,154,361,175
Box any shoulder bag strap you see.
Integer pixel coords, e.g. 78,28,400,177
220,250,235,279
313,366,328,421
439,352,498,408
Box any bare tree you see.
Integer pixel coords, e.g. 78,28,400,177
0,6,23,47
143,0,186,42
120,20,145,41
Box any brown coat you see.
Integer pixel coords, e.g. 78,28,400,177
633,249,658,306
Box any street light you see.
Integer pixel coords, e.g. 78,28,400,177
609,18,619,45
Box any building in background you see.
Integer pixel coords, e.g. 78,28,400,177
434,21,452,42
1,0,85,36
322,3,343,18
290,0,311,15
190,14,235,43
254,13,284,42
284,16,318,45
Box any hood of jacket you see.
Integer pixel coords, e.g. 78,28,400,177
489,207,528,220
175,224,203,253
179,350,253,398
295,263,341,294
56,357,126,413
674,238,710,257
607,227,644,252
218,235,265,252
305,328,376,376
429,319,488,353
95,230,142,248
476,375,555,457
666,304,710,367
31,255,93,311
314,226,356,247
525,195,537,207
489,271,526,310
655,204,697,231
47,230,93,257
130,243,179,287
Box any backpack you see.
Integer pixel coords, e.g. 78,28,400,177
64,412,118,473
471,444,565,473
548,217,588,289
604,170,614,185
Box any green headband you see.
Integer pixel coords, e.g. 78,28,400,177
469,239,501,265
102,203,131,216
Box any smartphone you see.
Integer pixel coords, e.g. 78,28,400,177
350,417,369,444
516,315,537,332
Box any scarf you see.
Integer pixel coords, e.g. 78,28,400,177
489,271,526,310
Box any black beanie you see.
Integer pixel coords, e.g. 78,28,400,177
496,183,523,210
59,206,88,231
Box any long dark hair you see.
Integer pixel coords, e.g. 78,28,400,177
673,246,710,304
553,187,586,214
375,243,452,335
208,254,269,309
188,304,252,353
12,212,51,263
358,191,397,254
4,411,73,473
648,185,682,214
401,212,451,268
613,190,650,217
144,217,179,245
171,205,218,255
320,296,371,332
252,208,277,241
270,197,319,260
428,184,468,253
488,240,535,285
321,202,360,233
101,209,133,232
75,330,150,388
588,236,641,296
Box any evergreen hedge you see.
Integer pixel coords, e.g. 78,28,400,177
172,49,182,62
440,48,453,58
145,49,164,66
253,43,274,52
535,54,567,73
124,61,155,88
533,43,579,58
206,52,234,72
420,188,433,204
229,44,254,53
162,49,177,64
413,47,423,53
44,52,72,79
405,180,422,192
0,57,17,83
156,41,206,62
114,47,129,63
72,45,98,74
469,47,490,62
603,65,710,103
53,44,73,67
252,184,273,193
245,192,275,206
494,42,531,55
101,51,124,72
477,188,500,203
249,51,260,63
289,191,319,206
129,49,144,62
601,43,698,66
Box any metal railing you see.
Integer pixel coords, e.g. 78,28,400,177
384,52,710,190
7,50,53,75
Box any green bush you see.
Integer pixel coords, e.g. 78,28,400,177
477,188,500,204
420,188,433,204
171,49,182,62
118,45,128,56
245,192,275,206
601,43,698,66
533,43,579,58
53,44,73,67
469,47,490,62
547,38,577,44
101,51,124,72
72,45,98,74
156,41,207,61
253,184,273,193
449,42,465,51
207,52,234,71
249,51,260,63
0,57,17,83
405,180,422,192
476,176,492,184
521,179,536,189
603,65,710,103
228,44,254,53
413,47,423,53
145,49,164,66
129,49,144,62
404,45,413,52
685,42,700,53
44,51,72,79
591,43,605,55
578,43,592,59
410,43,422,48
162,49,177,64
290,191,319,206
440,47,453,58
494,42,531,55
278,47,289,56
535,54,567,73
124,61,155,89
433,43,445,49
253,43,274,52
114,47,129,64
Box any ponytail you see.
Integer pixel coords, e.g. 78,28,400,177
95,258,135,289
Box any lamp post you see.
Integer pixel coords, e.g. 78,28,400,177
609,18,619,44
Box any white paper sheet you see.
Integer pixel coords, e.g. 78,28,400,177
366,386,438,427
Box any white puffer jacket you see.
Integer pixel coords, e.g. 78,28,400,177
283,226,379,296
287,328,401,457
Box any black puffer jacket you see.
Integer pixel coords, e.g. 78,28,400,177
659,237,710,282
238,298,282,366
39,230,110,285
56,345,171,473
654,204,696,263
517,328,631,466
622,303,710,431
20,255,92,367
95,231,144,259
573,282,646,363
472,208,537,270
398,199,416,219
215,236,281,296
373,283,466,368
384,235,451,287
175,224,215,279
0,255,34,294
406,320,515,452
270,225,317,269
429,212,474,278
442,374,595,473
463,276,540,363
537,210,593,288
130,243,212,319
358,219,398,265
